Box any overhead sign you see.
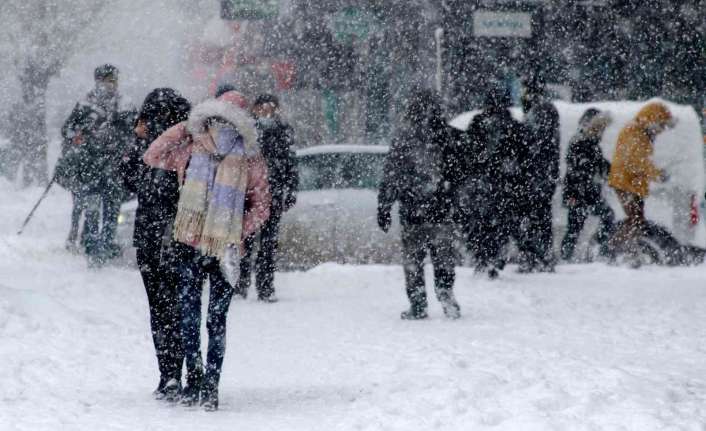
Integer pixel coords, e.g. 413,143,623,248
473,11,532,38
221,0,279,20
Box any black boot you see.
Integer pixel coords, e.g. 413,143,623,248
162,378,182,402
400,305,428,320
152,376,168,399
180,367,203,407
200,386,219,412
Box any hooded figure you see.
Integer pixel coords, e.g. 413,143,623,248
144,90,271,411
58,64,131,264
237,93,299,302
462,84,527,278
519,74,561,272
377,89,461,320
607,102,674,264
608,102,674,198
560,108,615,261
120,88,191,402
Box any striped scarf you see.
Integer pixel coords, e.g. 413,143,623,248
173,123,249,260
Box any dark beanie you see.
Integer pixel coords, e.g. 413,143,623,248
138,88,191,142
253,93,280,108
94,64,119,80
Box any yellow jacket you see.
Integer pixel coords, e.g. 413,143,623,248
608,102,672,197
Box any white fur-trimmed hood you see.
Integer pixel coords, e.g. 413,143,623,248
187,99,259,156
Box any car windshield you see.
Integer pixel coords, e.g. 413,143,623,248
298,152,385,191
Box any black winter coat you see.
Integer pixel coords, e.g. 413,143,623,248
524,101,560,201
58,90,132,197
465,108,529,214
256,118,299,215
378,119,457,226
121,138,180,250
562,132,610,206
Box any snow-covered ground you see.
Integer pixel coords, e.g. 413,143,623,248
2,180,706,430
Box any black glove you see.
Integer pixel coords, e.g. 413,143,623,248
284,193,297,212
377,208,392,233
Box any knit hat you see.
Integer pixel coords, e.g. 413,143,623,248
95,64,119,81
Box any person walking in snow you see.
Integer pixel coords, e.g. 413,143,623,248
560,108,615,261
519,74,561,272
462,84,527,279
377,89,461,320
237,93,299,302
144,90,271,411
120,88,191,401
607,102,674,265
58,64,130,264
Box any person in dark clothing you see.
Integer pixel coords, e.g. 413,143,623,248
560,108,615,261
120,88,191,401
237,94,299,302
462,85,528,279
59,64,131,265
519,74,561,272
377,89,460,320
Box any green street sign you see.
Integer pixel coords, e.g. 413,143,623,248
221,0,279,20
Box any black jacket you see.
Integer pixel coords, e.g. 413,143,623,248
256,118,299,215
120,88,190,250
524,100,560,200
378,117,456,226
58,90,132,197
465,107,529,214
121,138,180,250
562,131,610,206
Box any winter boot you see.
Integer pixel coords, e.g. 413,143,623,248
200,380,219,412
162,378,181,403
180,368,203,407
487,268,500,280
439,292,461,320
400,304,428,320
152,376,169,399
257,294,278,303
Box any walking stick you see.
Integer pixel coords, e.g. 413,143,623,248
17,175,55,235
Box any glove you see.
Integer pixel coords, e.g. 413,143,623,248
377,208,392,233
220,245,241,288
284,193,297,211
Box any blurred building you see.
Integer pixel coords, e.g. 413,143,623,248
204,0,705,147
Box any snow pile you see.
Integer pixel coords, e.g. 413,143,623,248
2,180,706,429
450,100,706,247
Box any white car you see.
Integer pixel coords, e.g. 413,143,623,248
277,144,401,269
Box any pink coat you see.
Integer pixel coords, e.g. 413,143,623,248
143,120,271,241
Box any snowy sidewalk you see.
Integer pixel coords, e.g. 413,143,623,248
2,183,706,430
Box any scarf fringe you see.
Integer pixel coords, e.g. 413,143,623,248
199,236,230,260
173,210,205,245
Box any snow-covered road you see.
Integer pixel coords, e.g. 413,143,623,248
2,181,706,430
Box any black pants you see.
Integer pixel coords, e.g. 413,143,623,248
239,212,281,299
178,246,235,391
68,193,87,244
81,194,103,256
561,200,615,261
101,193,121,248
401,224,456,312
519,197,555,270
137,243,184,382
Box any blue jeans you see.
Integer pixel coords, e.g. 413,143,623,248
178,245,235,390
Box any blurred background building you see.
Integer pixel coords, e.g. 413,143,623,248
199,0,706,147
